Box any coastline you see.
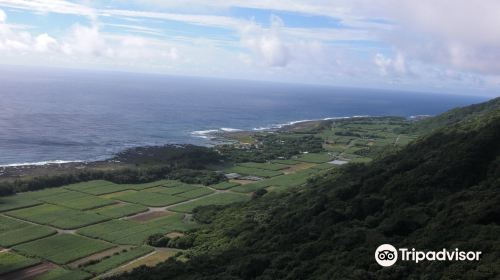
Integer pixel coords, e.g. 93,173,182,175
0,114,423,171
190,115,373,141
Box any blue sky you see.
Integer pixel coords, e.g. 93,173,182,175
0,0,499,95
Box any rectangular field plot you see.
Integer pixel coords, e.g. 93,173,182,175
114,181,166,191
77,220,164,245
13,234,115,265
310,163,335,170
113,192,188,207
237,162,290,171
37,190,116,210
210,181,240,190
145,184,200,195
0,195,42,212
36,268,91,280
63,180,122,195
225,166,283,178
82,246,154,274
271,159,300,165
231,169,317,193
0,251,40,275
6,204,109,230
169,193,249,213
175,188,214,199
22,188,70,200
90,203,148,219
100,190,137,199
0,215,56,247
144,213,199,232
294,153,334,163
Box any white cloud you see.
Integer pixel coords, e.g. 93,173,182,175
61,24,111,56
0,0,95,18
240,16,290,67
34,33,58,52
0,8,6,22
364,0,500,76
374,52,406,76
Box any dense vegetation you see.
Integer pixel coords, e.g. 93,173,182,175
112,98,500,279
408,97,500,134
217,134,324,163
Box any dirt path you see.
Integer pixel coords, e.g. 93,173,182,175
165,192,220,211
127,210,174,222
0,262,57,280
394,134,401,145
97,250,157,278
338,139,356,159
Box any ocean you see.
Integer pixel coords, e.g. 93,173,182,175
0,66,488,166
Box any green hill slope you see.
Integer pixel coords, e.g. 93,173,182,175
409,96,500,134
112,98,500,280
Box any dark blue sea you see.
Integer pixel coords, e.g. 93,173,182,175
0,66,489,166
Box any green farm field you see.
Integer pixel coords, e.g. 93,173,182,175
0,215,56,247
82,246,154,274
90,203,149,219
6,204,110,229
0,251,40,275
169,193,250,213
112,192,189,207
225,166,283,178
13,234,115,264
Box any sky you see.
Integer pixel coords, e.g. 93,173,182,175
0,0,499,95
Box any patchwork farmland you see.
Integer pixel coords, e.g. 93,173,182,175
0,118,416,279
0,161,328,279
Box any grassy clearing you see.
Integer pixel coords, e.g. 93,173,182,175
90,203,148,219
7,204,109,230
0,215,56,247
169,193,249,213
35,268,91,280
113,192,188,207
38,190,116,210
210,181,240,190
294,153,334,163
0,195,42,212
237,162,290,171
82,246,154,275
0,251,40,275
175,188,214,199
13,234,115,265
225,166,283,178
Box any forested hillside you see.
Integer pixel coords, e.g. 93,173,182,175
112,98,500,280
